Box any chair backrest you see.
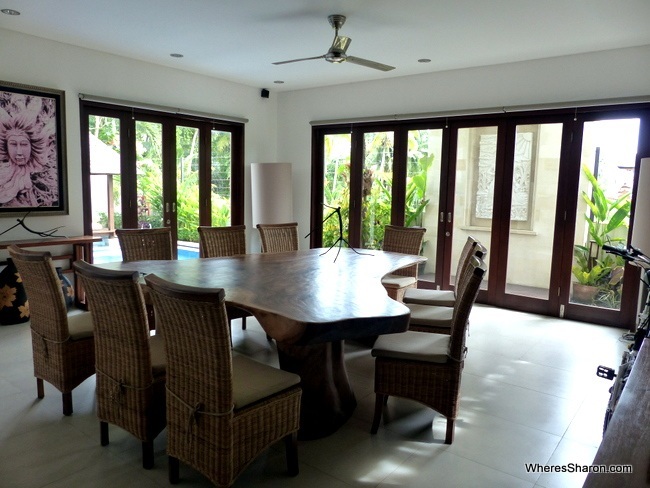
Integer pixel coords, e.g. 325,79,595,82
116,227,173,261
454,240,488,300
382,225,426,277
198,225,246,258
448,256,486,361
74,260,153,388
453,236,479,288
144,274,233,419
256,222,299,253
8,245,70,341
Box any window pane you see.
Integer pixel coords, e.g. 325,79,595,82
136,121,164,229
322,134,351,248
407,129,442,280
362,131,394,250
453,126,497,288
89,115,122,264
570,119,639,309
211,130,232,226
505,123,562,299
176,126,200,257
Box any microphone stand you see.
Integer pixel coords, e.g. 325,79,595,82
306,203,372,262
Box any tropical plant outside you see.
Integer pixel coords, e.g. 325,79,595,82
572,164,630,308
89,116,233,244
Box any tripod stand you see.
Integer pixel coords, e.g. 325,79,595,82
306,204,372,262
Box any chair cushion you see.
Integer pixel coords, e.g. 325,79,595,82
67,311,94,340
232,354,301,409
403,288,455,307
372,330,450,363
149,334,166,378
381,274,417,289
406,303,453,329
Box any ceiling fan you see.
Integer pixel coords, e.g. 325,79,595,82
273,14,395,72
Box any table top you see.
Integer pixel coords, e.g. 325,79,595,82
0,235,101,249
97,247,425,344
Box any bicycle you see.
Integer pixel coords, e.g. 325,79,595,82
596,244,650,435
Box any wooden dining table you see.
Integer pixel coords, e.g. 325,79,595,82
95,247,425,439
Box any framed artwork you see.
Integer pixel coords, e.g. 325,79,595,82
0,80,67,215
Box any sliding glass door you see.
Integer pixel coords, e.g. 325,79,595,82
81,102,244,263
312,103,650,329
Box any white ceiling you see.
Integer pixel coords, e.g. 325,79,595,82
2,0,650,92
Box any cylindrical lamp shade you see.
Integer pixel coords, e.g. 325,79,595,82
251,163,293,226
631,157,650,253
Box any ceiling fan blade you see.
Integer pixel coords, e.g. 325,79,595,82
345,56,395,72
273,54,326,66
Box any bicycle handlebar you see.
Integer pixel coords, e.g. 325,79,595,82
603,244,650,268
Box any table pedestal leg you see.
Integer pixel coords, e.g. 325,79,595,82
277,339,356,440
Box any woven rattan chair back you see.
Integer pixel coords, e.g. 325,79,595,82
448,256,487,361
145,274,301,486
453,242,487,303
381,225,426,277
74,260,166,469
8,245,95,416
257,222,299,253
116,227,173,261
198,225,246,258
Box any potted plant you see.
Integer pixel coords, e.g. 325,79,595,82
572,164,630,306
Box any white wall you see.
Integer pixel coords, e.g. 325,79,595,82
0,28,277,248
2,27,649,253
277,45,650,239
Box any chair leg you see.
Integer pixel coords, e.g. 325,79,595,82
100,421,109,446
36,378,44,399
62,392,73,416
370,394,386,434
142,441,154,469
445,418,455,444
169,456,180,484
284,432,299,476
241,316,247,330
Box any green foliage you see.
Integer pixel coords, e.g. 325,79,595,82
572,164,630,308
322,132,433,249
580,164,630,247
571,245,610,286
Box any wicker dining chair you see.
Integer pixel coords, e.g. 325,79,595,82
380,225,426,302
74,260,166,469
197,225,252,332
116,227,174,328
198,225,247,258
404,240,487,334
256,222,299,253
144,273,302,486
8,245,95,416
370,255,487,444
404,236,485,307
115,227,174,261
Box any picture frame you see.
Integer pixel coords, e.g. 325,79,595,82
0,80,67,215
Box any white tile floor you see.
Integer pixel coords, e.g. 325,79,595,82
0,305,631,487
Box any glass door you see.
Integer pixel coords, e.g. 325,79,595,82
502,123,563,309
360,131,394,249
406,128,443,283
83,102,244,264
448,125,499,291
566,118,639,315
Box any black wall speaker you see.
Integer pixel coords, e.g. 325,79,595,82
261,89,270,98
